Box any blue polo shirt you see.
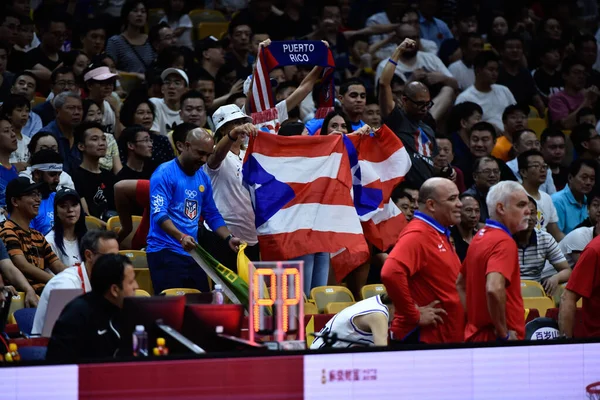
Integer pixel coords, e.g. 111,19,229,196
551,185,588,235
147,158,226,256
30,192,55,235
305,118,365,136
40,120,81,173
419,13,454,47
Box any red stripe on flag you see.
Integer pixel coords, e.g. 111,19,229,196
284,178,354,209
250,131,346,158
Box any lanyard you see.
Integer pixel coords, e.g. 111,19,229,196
76,265,87,292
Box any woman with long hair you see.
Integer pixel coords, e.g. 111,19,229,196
45,188,87,268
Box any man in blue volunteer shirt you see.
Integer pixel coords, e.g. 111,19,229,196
146,126,243,293
27,149,63,235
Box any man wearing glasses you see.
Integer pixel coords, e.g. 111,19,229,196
116,126,154,182
379,38,440,187
150,68,189,136
33,67,77,126
0,177,67,294
463,156,500,222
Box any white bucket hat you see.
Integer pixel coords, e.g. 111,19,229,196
212,104,252,133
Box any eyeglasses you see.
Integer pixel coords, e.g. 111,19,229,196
527,163,549,170
478,168,500,176
134,138,153,144
405,96,434,109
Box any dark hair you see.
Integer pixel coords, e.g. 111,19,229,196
90,53,116,67
79,229,118,261
569,158,597,178
172,122,198,146
120,95,156,127
192,69,215,84
53,194,87,258
149,21,170,46
278,120,305,137
527,195,538,209
0,41,10,54
28,132,58,156
536,38,562,61
225,92,246,105
90,253,131,295
576,107,596,124
322,110,352,135
571,123,596,154
468,121,496,140
74,121,104,146
180,90,205,107
275,81,297,99
473,51,499,71
119,124,148,151
561,57,585,76
513,129,537,146
459,32,482,49
339,79,365,95
120,0,148,31
391,189,413,204
228,14,251,36
156,46,184,70
164,0,189,17
0,94,31,118
574,34,597,52
540,127,565,145
11,71,37,90
500,32,524,51
63,50,88,69
379,293,393,305
396,182,418,193
34,9,67,34
473,156,498,173
459,192,478,202
448,102,482,132
517,149,544,174
30,149,63,165
587,190,600,207
502,104,528,122
82,99,101,120
50,66,75,85
80,16,107,37
0,10,19,26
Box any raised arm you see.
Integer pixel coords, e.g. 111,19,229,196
207,123,257,170
379,39,416,118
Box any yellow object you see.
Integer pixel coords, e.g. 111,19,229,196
361,284,386,300
119,250,148,269
237,242,252,285
521,280,547,298
324,301,355,314
134,268,154,295
189,9,226,23
304,302,319,315
5,353,13,362
157,338,165,346
85,216,105,231
197,22,229,41
135,289,151,297
9,343,17,352
528,105,539,118
107,216,142,249
524,308,530,320
310,286,355,313
7,292,25,325
523,296,555,317
153,347,160,356
577,297,582,307
305,315,315,347
160,288,201,296
118,72,143,95
32,96,46,107
528,117,548,138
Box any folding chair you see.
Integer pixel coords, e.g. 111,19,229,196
160,288,201,296
361,284,386,300
523,297,555,318
310,286,355,313
14,308,37,336
521,280,547,298
134,268,154,295
120,250,148,269
304,302,319,315
118,72,143,95
85,216,105,231
7,292,25,324
324,301,355,314
197,22,229,40
135,289,151,297
528,118,548,138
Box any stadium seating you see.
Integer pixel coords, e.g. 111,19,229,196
7,292,25,324
521,280,547,298
32,96,46,107
148,8,166,28
324,301,355,314
14,308,36,336
134,268,154,295
160,288,201,296
361,284,386,300
523,297,555,317
528,118,547,138
197,22,229,40
120,250,148,269
310,286,355,313
118,72,143,96
135,289,151,297
85,216,105,231
304,302,319,315
108,216,142,249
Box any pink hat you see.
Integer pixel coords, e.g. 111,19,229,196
84,66,117,82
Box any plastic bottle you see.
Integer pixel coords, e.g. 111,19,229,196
132,325,148,357
212,284,224,305
153,337,169,356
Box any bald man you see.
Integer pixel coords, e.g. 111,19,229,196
381,178,465,344
379,39,440,187
146,126,242,293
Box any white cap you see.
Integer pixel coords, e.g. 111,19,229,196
212,104,252,134
214,284,222,290
135,325,145,332
160,68,189,86
84,66,118,82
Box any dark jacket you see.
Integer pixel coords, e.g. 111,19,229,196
46,292,122,363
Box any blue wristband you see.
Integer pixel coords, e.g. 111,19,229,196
388,58,398,66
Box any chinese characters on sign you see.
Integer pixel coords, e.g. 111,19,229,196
321,369,378,384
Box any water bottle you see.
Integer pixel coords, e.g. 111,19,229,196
212,284,224,305
132,325,148,357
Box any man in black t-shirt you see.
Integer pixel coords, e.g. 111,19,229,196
540,128,568,192
225,18,253,81
27,12,67,91
71,121,115,220
116,125,154,182
532,40,564,104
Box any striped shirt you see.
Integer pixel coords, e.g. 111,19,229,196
0,219,59,287
105,35,155,74
515,229,566,282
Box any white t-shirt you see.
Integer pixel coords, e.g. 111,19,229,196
102,100,117,135
559,226,594,268
529,190,559,231
45,230,83,268
9,134,30,164
19,168,75,191
159,14,194,50
455,84,516,131
251,100,289,134
32,264,90,335
204,149,258,244
374,51,453,85
448,60,474,91
150,98,183,136
506,158,557,195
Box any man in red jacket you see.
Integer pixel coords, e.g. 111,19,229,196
457,181,530,342
381,177,465,344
